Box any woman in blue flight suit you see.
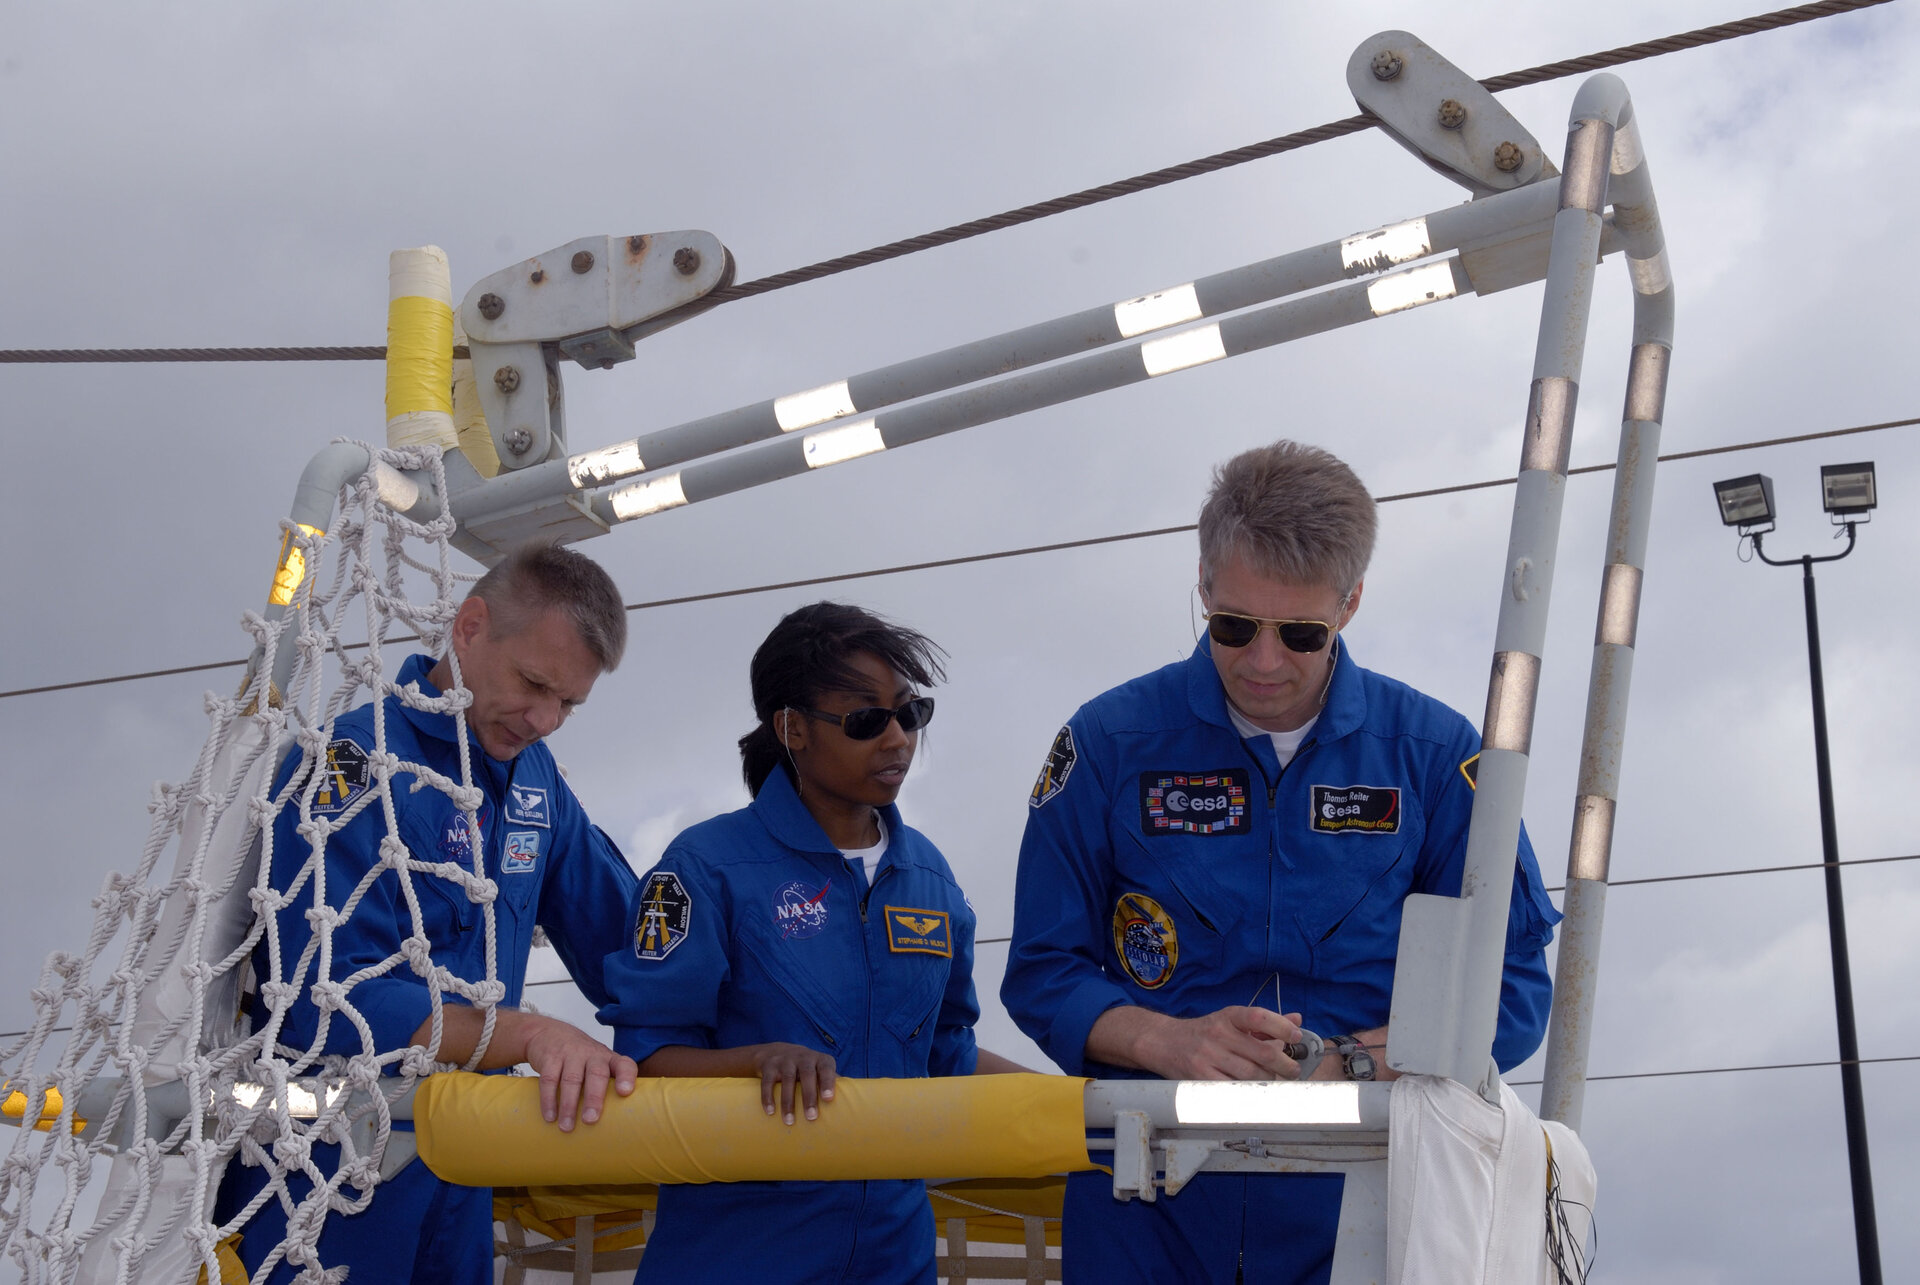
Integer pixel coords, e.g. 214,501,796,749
599,602,1025,1284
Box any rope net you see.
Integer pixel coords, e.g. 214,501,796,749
0,444,495,1285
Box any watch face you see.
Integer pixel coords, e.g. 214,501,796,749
1347,1049,1376,1080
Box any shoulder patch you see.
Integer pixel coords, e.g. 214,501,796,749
312,738,370,813
1309,784,1401,834
1139,770,1250,836
1029,725,1077,808
1459,753,1479,790
885,905,952,957
505,784,551,828
634,871,693,961
1111,892,1178,989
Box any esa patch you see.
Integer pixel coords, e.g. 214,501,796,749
774,879,831,940
1309,784,1401,834
1111,892,1178,989
885,906,952,957
1029,725,1077,809
502,829,541,874
634,871,693,961
312,738,370,813
1139,770,1251,836
1459,753,1479,790
505,785,551,828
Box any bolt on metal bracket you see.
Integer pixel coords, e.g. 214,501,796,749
459,230,735,471
1348,31,1554,196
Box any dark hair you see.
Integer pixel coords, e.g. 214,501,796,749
737,602,947,797
468,541,628,670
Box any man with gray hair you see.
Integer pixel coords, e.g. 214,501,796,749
220,541,644,1284
1003,441,1561,1284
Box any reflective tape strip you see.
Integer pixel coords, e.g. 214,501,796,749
609,472,688,520
1366,261,1457,317
268,524,326,607
774,380,859,432
1340,217,1432,273
1113,283,1202,339
567,441,644,490
1628,249,1671,296
803,419,886,469
1140,323,1226,377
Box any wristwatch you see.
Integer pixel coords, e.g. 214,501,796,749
1328,1034,1376,1081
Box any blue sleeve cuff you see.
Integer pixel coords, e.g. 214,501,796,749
614,1025,714,1066
1051,980,1134,1078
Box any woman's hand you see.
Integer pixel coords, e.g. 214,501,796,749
753,1042,837,1124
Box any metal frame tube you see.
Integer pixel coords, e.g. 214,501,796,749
449,181,1563,527
1540,97,1674,1129
1403,74,1629,1090
587,259,1474,527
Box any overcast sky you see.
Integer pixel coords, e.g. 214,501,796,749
3,3,1918,1281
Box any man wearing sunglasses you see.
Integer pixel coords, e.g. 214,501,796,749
1002,441,1562,1285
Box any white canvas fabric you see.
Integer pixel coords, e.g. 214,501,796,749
1386,1075,1596,1284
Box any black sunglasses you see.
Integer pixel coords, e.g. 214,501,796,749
797,696,936,741
1203,611,1335,654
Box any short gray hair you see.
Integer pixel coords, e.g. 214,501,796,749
1198,440,1377,596
469,542,627,670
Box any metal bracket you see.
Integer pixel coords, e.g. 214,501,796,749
460,230,735,471
1348,32,1552,197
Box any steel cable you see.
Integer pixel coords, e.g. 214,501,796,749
0,0,1891,365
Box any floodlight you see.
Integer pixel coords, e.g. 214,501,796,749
1820,462,1877,516
1712,473,1775,529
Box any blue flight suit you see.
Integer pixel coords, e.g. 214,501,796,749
598,767,981,1285
1001,640,1561,1285
219,652,639,1285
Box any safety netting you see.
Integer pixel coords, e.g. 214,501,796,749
0,444,496,1285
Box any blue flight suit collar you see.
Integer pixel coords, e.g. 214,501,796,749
749,765,908,866
1184,634,1368,748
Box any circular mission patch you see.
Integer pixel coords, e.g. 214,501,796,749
1111,892,1178,989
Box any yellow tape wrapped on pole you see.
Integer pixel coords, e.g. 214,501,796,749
416,1073,1095,1187
385,245,458,452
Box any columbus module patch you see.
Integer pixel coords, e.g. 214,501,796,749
1111,892,1178,989
634,871,693,961
1138,770,1250,836
1309,784,1401,834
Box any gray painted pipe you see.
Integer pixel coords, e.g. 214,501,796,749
1540,96,1673,1130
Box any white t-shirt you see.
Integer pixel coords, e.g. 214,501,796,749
1227,701,1319,768
839,814,890,885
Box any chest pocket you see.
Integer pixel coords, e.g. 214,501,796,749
735,919,855,1053
400,805,485,940
1283,799,1422,955
1109,797,1248,945
875,922,952,1054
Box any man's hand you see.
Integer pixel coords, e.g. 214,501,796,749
751,1043,838,1125
1088,1005,1307,1080
519,1013,640,1132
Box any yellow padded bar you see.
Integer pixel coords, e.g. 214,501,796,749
416,1073,1094,1187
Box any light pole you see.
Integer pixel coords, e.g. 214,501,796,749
1712,462,1881,1285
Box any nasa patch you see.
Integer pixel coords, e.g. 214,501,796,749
312,738,370,813
502,829,541,874
885,906,952,957
505,785,550,828
1309,784,1401,834
774,879,832,940
1111,892,1178,989
1028,725,1077,809
634,871,693,961
1139,770,1251,836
